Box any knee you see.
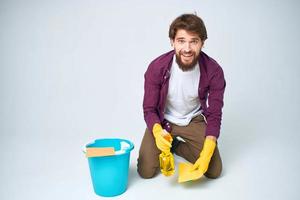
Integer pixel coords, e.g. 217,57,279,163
205,162,222,179
205,170,222,179
137,167,158,179
137,157,159,179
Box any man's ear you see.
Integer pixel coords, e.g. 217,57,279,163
201,40,205,49
170,39,174,47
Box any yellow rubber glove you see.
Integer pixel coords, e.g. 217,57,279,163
152,123,173,152
190,137,216,173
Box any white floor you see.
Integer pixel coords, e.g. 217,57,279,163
1,117,299,200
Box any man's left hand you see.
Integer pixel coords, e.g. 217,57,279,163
190,136,217,173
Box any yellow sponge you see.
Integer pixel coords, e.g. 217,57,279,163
178,162,203,183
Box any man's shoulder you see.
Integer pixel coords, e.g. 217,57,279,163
200,51,221,70
149,50,174,69
144,50,174,77
200,51,223,76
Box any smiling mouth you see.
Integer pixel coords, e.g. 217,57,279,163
181,52,193,57
181,54,193,60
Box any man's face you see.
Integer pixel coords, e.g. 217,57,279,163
171,29,203,71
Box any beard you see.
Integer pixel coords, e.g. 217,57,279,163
175,50,199,71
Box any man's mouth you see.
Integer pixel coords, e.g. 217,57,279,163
181,53,194,61
181,52,194,57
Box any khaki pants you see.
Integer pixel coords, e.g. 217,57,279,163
137,115,222,179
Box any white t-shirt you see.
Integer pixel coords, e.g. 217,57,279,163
164,55,202,126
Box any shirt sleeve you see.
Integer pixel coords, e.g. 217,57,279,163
205,67,226,138
143,64,162,132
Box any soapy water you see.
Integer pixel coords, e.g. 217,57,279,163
115,141,131,155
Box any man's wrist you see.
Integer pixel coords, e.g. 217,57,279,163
206,135,217,142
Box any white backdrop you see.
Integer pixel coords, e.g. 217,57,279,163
1,0,300,199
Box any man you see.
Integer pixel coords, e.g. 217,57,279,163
137,14,226,181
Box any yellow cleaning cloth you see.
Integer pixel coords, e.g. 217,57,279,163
178,162,204,183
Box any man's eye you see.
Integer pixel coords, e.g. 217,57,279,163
178,40,185,44
191,40,198,44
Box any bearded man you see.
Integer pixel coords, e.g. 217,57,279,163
137,14,226,182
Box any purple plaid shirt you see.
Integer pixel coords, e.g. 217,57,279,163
143,50,226,138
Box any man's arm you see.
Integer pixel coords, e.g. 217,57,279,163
205,67,226,139
143,64,162,131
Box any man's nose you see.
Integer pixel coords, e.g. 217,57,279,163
183,42,191,51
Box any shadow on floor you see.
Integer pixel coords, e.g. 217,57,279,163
127,163,140,188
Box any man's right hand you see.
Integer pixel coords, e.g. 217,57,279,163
152,123,173,152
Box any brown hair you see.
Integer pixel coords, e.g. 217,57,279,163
169,14,207,41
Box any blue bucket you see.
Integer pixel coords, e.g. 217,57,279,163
85,138,134,197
